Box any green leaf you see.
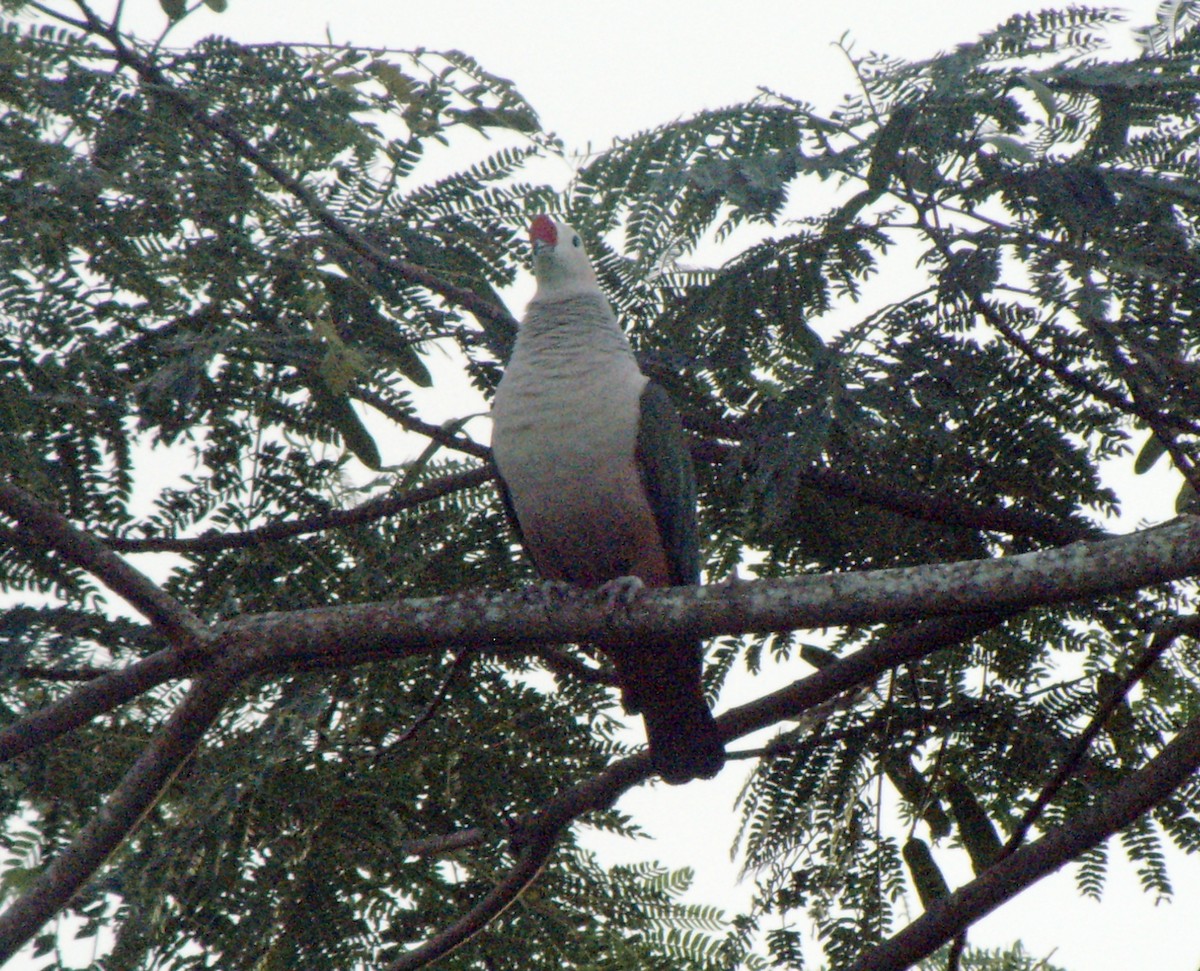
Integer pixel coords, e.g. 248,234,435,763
1016,73,1058,117
1134,433,1168,475
159,0,186,20
980,134,1035,164
308,378,382,470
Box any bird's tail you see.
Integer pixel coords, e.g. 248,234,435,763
611,639,725,785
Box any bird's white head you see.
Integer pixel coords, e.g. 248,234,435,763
528,215,601,300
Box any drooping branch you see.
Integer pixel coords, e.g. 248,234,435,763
385,820,567,971
381,614,1006,969
0,482,208,646
848,702,1200,971
394,613,1009,866
0,663,244,964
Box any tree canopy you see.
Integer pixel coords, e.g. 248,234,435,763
1,1,1199,969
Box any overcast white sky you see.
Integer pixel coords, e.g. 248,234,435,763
22,1,1198,969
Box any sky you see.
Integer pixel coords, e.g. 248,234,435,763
16,1,1196,969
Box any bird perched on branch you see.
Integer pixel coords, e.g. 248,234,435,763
491,215,724,784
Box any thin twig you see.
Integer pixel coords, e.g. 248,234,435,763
107,465,492,554
389,648,473,749
353,390,490,461
66,2,519,335
1004,614,1200,852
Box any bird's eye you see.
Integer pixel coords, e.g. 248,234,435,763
572,235,582,247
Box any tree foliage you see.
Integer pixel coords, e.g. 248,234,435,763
1,1,1199,969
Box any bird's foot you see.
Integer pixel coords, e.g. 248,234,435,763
716,565,748,586
596,575,645,610
519,579,578,608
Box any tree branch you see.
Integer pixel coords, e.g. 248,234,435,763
107,449,1091,559
216,516,1200,674
1004,614,1198,851
720,613,1011,742
385,821,565,971
66,4,520,335
692,441,1097,549
786,461,1096,547
6,518,1196,768
848,701,1200,971
381,615,1006,967
106,466,492,554
12,665,109,682
0,482,208,646
353,389,491,461
0,663,243,963
0,646,214,766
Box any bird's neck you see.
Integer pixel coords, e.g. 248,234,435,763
515,293,638,367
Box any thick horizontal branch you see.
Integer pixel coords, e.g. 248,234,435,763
7,517,1194,771
217,517,1200,672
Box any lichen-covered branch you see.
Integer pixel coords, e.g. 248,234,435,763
219,516,1200,672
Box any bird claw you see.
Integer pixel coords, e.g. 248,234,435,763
520,579,577,607
597,575,645,610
